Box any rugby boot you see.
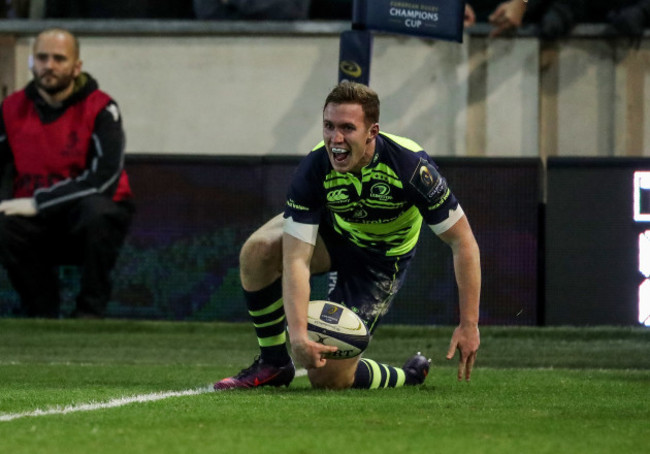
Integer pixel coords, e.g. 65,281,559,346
214,356,295,390
403,352,431,385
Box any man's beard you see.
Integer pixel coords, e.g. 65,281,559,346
33,70,74,96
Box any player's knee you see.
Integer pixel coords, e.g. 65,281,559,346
307,363,356,390
239,234,282,274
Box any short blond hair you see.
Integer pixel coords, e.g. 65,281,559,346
324,82,380,126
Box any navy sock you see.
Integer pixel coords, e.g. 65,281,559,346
244,279,291,366
351,358,406,389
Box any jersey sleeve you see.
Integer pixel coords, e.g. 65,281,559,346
282,149,327,243
407,151,463,233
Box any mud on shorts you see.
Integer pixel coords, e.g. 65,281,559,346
317,218,414,335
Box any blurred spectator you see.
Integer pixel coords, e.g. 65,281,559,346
467,1,530,37
309,0,352,20
468,0,583,39
605,0,650,40
2,0,31,17
193,0,309,20
45,0,193,19
488,0,528,37
466,1,529,36
523,0,586,39
465,4,477,28
469,0,650,40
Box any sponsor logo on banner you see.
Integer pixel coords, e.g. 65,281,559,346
389,2,439,30
340,60,363,78
354,0,465,43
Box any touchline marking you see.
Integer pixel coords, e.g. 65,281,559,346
0,369,309,422
0,387,212,422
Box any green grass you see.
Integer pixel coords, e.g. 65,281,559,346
0,320,648,454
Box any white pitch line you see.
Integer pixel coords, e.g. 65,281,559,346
0,369,310,422
0,387,213,422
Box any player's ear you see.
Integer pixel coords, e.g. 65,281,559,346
367,123,379,142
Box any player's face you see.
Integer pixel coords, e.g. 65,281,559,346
32,31,81,97
323,103,379,174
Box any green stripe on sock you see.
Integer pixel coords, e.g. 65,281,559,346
258,331,286,347
249,298,283,317
361,358,406,389
365,359,383,390
253,314,286,328
395,368,406,387
379,363,391,388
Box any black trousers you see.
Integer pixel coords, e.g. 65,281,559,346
0,195,134,318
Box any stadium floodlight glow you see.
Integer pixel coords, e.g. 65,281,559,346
639,232,650,326
635,172,650,327
638,277,650,327
639,231,650,278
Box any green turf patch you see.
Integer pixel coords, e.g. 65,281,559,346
0,320,648,454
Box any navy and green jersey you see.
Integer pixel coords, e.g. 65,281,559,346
283,132,461,257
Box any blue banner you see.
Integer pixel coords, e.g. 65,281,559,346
338,30,373,85
352,0,466,43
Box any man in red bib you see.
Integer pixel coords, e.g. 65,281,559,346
0,28,134,318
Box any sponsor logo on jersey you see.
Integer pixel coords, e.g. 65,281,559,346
353,208,368,219
370,182,392,201
286,199,309,211
327,188,350,203
409,159,449,204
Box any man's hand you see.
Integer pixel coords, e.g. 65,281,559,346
464,4,476,28
446,324,480,381
0,198,38,217
290,337,338,370
488,0,527,37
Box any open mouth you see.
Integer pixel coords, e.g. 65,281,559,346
331,147,349,163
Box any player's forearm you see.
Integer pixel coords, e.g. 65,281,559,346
281,233,314,343
453,237,481,327
282,264,311,342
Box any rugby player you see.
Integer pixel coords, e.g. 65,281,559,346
215,82,480,390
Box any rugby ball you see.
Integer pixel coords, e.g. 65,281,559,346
307,300,370,359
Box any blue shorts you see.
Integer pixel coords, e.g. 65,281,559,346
318,217,414,334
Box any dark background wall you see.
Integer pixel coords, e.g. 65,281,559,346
545,158,650,326
3,155,648,327
0,155,542,325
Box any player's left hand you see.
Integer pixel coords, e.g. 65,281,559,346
446,324,480,381
0,198,38,217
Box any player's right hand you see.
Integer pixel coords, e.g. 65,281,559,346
290,338,338,369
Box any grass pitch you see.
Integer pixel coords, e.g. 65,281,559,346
0,319,648,454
